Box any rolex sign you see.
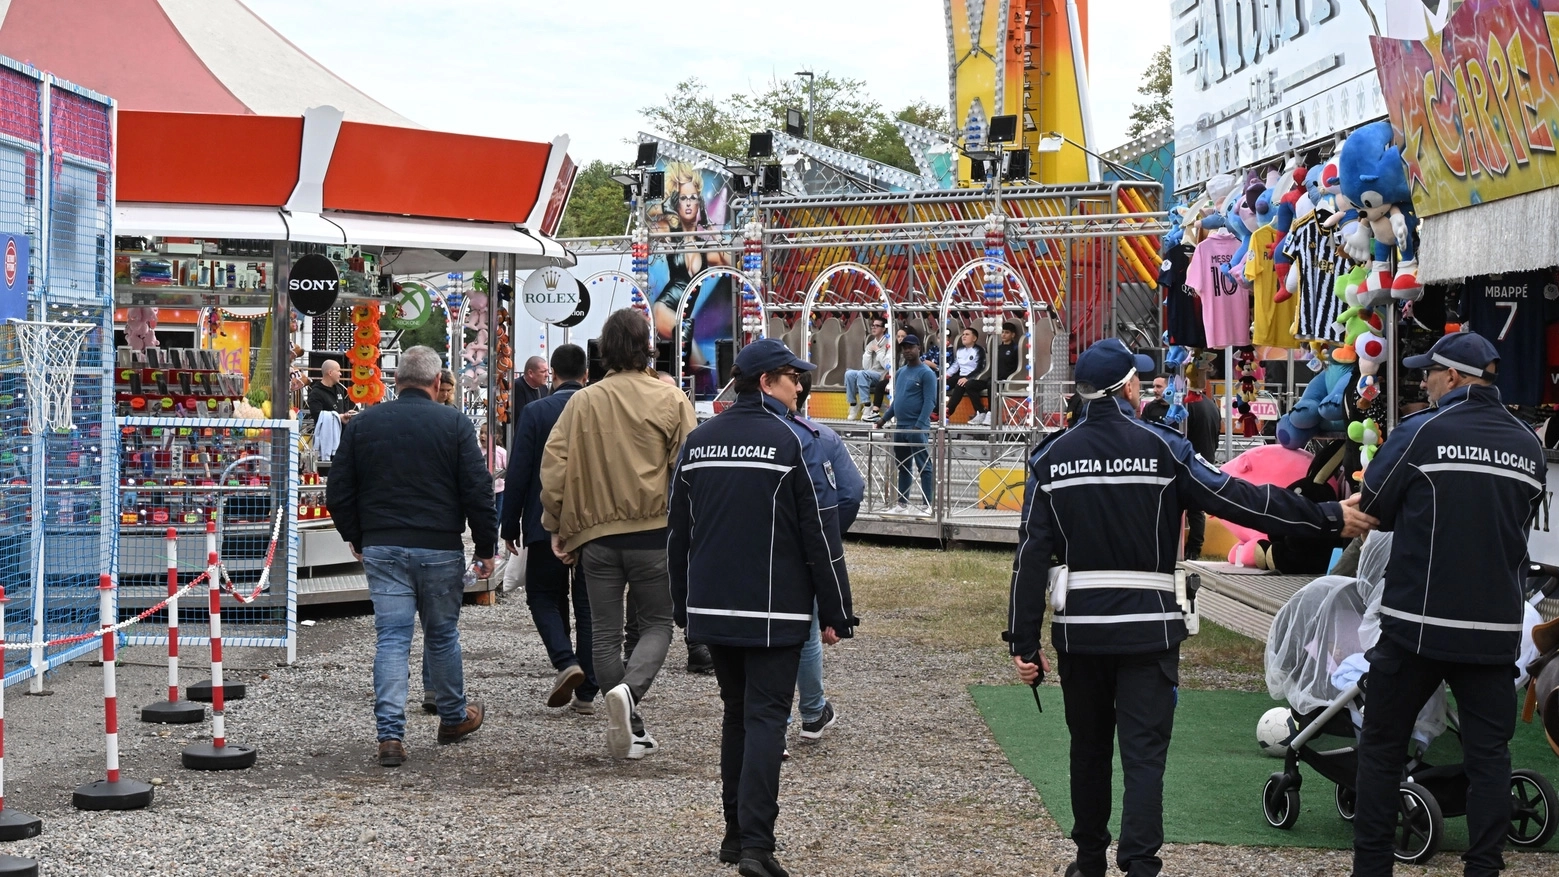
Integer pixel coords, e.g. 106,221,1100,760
522,267,582,325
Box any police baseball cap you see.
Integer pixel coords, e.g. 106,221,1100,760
1402,331,1499,379
1075,338,1156,400
900,333,922,348
733,338,815,375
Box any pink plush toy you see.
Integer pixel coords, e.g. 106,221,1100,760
126,307,159,351
1216,444,1315,567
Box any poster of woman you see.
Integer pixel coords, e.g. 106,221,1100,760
646,161,734,398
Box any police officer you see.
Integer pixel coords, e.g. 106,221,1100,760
1006,339,1374,877
668,338,856,877
1352,333,1543,877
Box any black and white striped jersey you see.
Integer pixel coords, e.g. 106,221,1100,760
1281,215,1349,343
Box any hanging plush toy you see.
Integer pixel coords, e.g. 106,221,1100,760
126,307,159,352
1336,120,1422,303
1352,330,1388,404
1270,166,1307,298
493,284,514,426
1332,264,1384,362
1347,417,1381,480
348,304,385,404
1235,349,1263,402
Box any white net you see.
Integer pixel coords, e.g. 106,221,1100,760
7,319,93,434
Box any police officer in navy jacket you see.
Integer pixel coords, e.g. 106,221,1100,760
1005,339,1374,877
668,338,856,877
1352,332,1544,877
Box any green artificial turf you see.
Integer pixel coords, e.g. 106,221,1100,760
971,685,1559,851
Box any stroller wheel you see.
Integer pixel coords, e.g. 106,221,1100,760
1507,768,1558,848
1263,772,1300,830
1392,781,1443,865
1335,784,1356,822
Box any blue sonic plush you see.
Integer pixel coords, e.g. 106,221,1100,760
1336,120,1422,303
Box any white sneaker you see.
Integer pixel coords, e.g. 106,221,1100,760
626,731,659,760
890,503,909,515
913,505,932,517
861,406,877,420
603,684,633,758
846,405,861,421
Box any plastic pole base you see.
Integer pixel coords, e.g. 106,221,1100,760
0,808,42,841
0,854,37,877
181,742,258,771
71,779,154,811
140,699,206,724
185,680,245,702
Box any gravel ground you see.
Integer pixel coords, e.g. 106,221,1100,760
0,584,1554,876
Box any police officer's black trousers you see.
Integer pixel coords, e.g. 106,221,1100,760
708,643,802,851
1057,646,1178,877
1352,637,1515,877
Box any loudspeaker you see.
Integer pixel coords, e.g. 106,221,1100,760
988,114,1018,143
761,165,782,194
748,132,774,158
645,171,665,200
1004,149,1030,181
587,339,606,384
715,339,734,386
654,339,674,376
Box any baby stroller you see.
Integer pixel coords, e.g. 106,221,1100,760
1260,533,1559,863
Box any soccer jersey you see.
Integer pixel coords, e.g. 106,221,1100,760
1247,225,1299,348
1187,232,1249,348
1461,270,1556,406
1280,216,1347,343
1160,242,1206,348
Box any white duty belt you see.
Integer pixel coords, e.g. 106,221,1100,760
1050,569,1176,612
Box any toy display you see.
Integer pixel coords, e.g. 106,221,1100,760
346,305,385,405
1335,120,1423,304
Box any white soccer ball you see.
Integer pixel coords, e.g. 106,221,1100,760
1257,707,1297,757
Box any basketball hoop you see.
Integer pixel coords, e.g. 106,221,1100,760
6,318,93,434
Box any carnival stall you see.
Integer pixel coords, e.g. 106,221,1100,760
0,0,577,612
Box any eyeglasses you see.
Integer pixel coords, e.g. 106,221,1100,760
677,195,701,204
773,369,802,382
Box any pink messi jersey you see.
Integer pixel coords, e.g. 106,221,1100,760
1186,232,1249,348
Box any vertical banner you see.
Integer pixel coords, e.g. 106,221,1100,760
212,320,252,389
646,160,735,399
0,232,29,323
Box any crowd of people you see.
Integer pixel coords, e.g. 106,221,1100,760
324,316,1542,877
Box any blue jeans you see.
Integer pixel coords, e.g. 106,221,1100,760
844,369,884,405
796,605,825,722
364,546,469,742
526,539,599,700
893,434,934,505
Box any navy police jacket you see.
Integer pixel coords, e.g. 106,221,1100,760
669,392,857,647
1005,396,1345,657
1360,384,1543,664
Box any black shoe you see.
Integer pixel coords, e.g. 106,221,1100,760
1064,862,1104,877
687,642,715,675
738,849,790,877
420,691,437,714
718,825,741,864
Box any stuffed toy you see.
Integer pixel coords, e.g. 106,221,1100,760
1276,360,1352,449
1235,349,1263,402
348,305,385,405
1347,416,1381,480
126,307,159,351
1352,331,1388,404
1336,120,1422,303
1217,444,1316,566
1220,180,1264,289
1333,264,1384,361
1270,166,1307,298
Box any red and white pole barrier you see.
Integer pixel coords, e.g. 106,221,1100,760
72,575,153,811
0,585,40,841
141,529,203,724
182,522,256,770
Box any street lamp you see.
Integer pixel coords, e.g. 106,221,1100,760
795,70,815,140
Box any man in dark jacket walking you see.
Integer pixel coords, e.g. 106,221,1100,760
669,338,857,877
507,356,549,448
327,345,494,767
502,344,598,714
1352,333,1544,877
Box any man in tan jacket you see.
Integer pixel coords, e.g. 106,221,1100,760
541,307,696,759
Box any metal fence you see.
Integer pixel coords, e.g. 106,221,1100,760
0,62,117,690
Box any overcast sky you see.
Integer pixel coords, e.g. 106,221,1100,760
244,0,1169,164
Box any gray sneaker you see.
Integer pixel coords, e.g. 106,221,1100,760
569,695,595,715
547,665,586,708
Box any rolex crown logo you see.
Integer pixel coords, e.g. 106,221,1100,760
543,270,560,291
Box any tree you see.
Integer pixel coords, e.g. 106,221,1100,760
634,75,950,173
556,160,631,239
1126,45,1173,138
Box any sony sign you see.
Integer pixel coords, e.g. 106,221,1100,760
1171,0,1389,192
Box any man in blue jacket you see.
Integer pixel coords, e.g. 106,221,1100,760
789,371,863,743
876,333,938,515
1352,332,1544,877
501,344,597,714
669,338,857,877
1005,338,1375,877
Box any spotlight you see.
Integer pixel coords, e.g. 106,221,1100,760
785,109,805,138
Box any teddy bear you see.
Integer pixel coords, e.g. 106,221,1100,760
125,307,159,352
1336,120,1423,303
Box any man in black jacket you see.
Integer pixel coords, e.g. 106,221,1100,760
1006,339,1374,877
327,345,495,767
1352,333,1544,877
669,338,856,877
501,344,597,713
306,359,354,421
506,356,549,448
